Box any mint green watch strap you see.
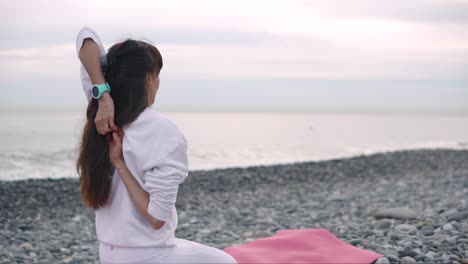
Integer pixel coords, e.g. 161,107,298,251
92,82,111,99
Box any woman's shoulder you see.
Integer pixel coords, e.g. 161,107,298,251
123,107,185,144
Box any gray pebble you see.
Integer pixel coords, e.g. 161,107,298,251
386,254,401,263
448,211,468,221
374,207,418,220
375,257,390,264
440,208,459,218
401,256,416,263
349,239,362,245
443,223,454,231
62,256,74,263
374,219,393,230
395,224,417,234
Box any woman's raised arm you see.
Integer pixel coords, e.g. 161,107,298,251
78,38,117,135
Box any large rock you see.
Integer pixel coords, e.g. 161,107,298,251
374,207,418,220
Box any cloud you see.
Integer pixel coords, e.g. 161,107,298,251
297,0,468,24
0,0,467,112
1,27,467,82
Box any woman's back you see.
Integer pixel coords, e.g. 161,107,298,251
96,106,189,248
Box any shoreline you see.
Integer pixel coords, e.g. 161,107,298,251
2,146,468,183
1,148,467,263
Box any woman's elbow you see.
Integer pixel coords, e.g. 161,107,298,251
148,215,166,230
153,221,165,230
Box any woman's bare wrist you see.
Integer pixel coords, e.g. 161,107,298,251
114,161,127,171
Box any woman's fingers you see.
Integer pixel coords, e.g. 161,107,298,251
101,125,124,144
109,118,118,132
113,131,122,143
97,122,113,135
95,117,116,135
103,125,111,134
117,128,124,137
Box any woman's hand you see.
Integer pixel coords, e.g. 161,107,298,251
106,127,125,169
96,93,118,135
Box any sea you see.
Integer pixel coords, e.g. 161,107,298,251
1,107,467,181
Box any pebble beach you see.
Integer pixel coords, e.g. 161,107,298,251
1,148,467,264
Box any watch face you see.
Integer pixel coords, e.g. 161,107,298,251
92,86,99,97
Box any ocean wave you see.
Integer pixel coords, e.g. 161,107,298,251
2,142,467,181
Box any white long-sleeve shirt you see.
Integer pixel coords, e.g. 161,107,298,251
76,26,189,248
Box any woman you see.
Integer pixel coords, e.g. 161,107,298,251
75,26,238,264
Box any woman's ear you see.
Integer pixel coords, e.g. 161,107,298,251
145,72,153,88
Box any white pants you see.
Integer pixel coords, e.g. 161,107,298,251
99,237,238,264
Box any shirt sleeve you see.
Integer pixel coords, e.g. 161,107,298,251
144,139,189,222
75,26,107,102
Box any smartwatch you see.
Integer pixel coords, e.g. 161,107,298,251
92,82,111,99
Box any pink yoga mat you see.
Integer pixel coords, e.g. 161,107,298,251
223,229,384,263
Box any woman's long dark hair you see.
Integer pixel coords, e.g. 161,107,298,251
76,38,163,209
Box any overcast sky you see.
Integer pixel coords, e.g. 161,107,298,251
1,0,467,113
